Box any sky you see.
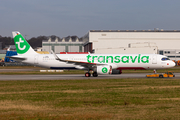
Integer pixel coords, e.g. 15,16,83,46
1,0,180,39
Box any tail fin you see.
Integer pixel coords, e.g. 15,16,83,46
12,31,38,55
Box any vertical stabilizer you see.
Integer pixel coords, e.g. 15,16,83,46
12,31,38,55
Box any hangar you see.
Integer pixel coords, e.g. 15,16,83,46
42,36,84,54
83,30,180,60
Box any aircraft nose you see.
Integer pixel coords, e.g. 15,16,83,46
170,61,176,67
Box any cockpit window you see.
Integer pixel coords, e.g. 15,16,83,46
161,57,170,61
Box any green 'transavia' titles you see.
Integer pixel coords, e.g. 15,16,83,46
86,54,149,63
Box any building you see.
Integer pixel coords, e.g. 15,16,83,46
83,30,180,60
42,36,84,54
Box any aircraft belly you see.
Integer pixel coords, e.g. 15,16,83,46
40,60,76,69
115,62,162,70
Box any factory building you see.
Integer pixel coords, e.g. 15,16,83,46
83,30,180,60
42,36,84,54
41,29,180,61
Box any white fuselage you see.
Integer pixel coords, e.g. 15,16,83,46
21,53,175,70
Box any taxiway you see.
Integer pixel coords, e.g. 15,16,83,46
0,73,179,80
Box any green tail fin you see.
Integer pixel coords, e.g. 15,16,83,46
12,31,37,55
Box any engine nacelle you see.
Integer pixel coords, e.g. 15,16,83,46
96,65,112,75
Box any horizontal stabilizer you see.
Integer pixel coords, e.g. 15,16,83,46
6,56,26,62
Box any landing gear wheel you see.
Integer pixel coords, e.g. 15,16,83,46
93,72,98,77
85,72,91,77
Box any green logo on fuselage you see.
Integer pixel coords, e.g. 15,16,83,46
14,34,30,54
86,54,149,63
102,67,108,73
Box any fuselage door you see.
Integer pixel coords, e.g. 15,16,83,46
152,55,157,64
34,55,39,64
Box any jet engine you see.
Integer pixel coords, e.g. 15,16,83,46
96,65,112,75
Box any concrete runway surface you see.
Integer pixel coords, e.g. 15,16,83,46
0,73,179,80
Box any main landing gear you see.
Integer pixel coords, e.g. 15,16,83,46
92,72,98,77
85,72,91,77
85,71,98,77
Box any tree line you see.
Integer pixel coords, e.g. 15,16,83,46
0,35,81,50
0,35,49,49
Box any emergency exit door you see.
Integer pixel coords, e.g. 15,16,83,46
152,55,157,64
34,55,39,64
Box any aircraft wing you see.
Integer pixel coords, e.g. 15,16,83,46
51,50,105,69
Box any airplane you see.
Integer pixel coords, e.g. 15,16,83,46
8,31,175,77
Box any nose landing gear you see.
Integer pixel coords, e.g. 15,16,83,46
154,69,157,73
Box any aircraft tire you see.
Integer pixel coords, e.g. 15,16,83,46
85,72,91,77
93,72,98,77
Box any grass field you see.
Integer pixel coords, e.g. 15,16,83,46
0,78,180,120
